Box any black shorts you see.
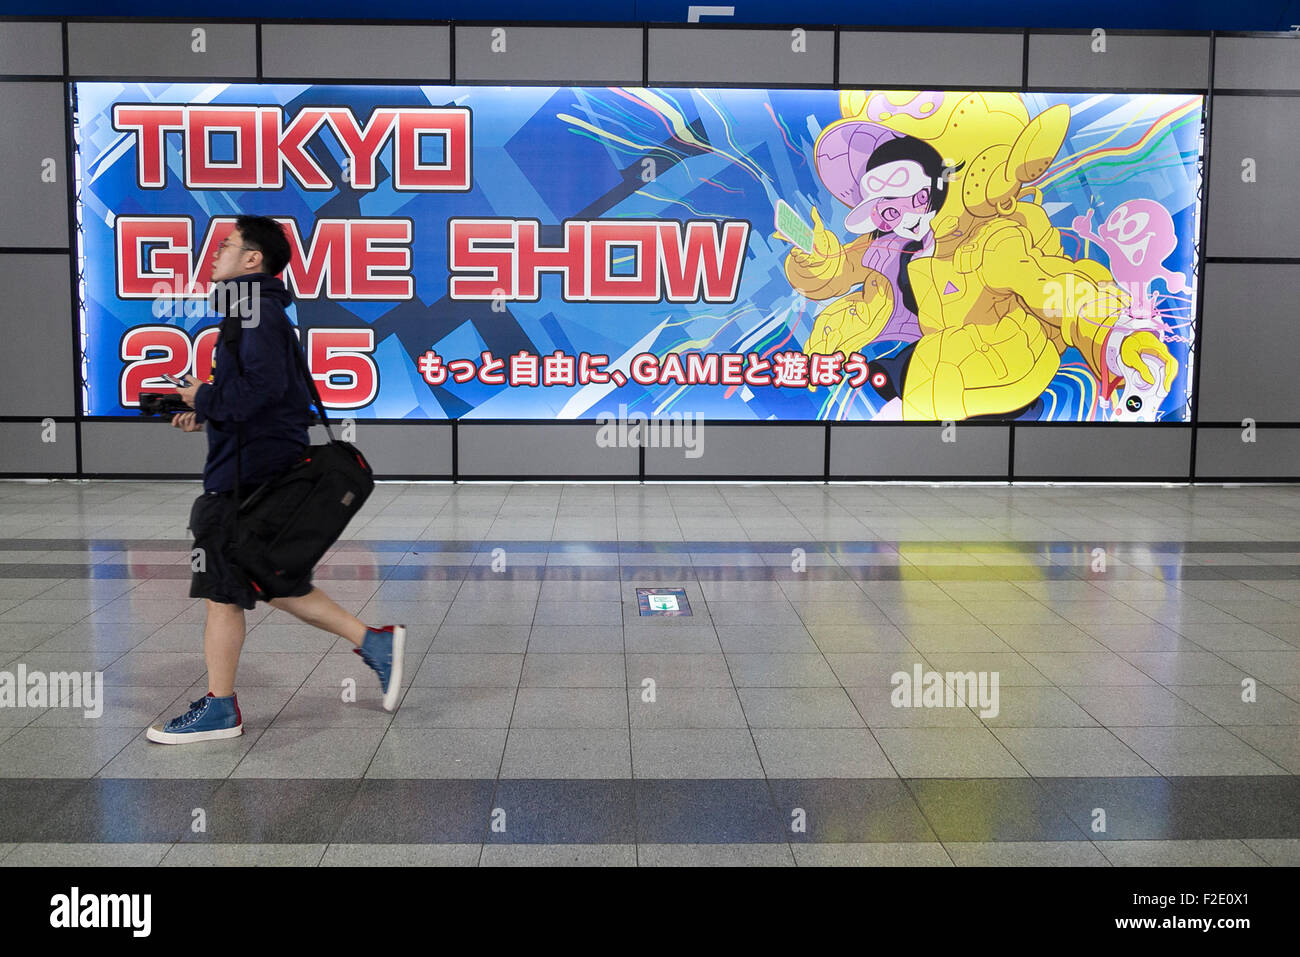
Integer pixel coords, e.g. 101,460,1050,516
188,491,312,610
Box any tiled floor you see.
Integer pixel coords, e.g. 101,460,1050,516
1,480,1298,866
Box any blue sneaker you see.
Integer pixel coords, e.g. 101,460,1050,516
146,692,243,744
355,625,405,712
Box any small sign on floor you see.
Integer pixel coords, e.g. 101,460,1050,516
635,587,692,616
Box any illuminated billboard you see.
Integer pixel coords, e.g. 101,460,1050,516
74,84,1203,421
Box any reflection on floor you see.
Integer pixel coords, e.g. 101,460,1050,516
1,480,1298,866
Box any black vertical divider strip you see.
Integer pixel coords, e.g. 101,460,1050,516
255,22,263,80
1189,35,1215,482
447,23,457,486
1008,425,1016,481
827,30,842,487
639,441,646,483
823,423,831,483
451,419,459,482
642,24,649,88
1021,28,1030,90
832,26,840,87
62,20,83,477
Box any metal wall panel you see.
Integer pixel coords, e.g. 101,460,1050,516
644,424,823,477
1028,32,1209,88
67,22,256,78
647,27,833,86
453,26,641,83
0,421,77,473
839,31,1023,88
460,423,638,476
262,24,451,80
1015,426,1191,479
1207,95,1300,258
1195,427,1300,479
0,21,62,76
1197,263,1300,422
80,419,209,476
0,83,67,248
830,425,1010,478
349,423,453,476
0,254,75,416
1214,36,1300,90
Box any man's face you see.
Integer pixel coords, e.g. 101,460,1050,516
210,229,260,283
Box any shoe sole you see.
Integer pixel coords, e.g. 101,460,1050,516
146,724,243,745
383,625,406,712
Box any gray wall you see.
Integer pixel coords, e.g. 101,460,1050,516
67,22,257,78
1026,33,1209,89
263,25,451,81
647,27,834,86
1,21,1296,482
840,31,1022,89
0,83,67,247
457,26,640,84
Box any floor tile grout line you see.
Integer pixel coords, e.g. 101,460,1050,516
919,576,1190,778
479,518,550,867
835,584,1048,779
1213,723,1295,776
815,629,941,859
899,778,970,867
1097,582,1300,774
701,567,795,858
1240,838,1276,866
618,522,637,868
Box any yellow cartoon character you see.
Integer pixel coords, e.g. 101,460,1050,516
781,124,958,363
817,91,1177,421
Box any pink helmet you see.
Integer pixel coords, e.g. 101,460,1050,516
815,120,903,209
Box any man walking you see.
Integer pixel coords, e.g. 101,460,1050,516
147,215,404,744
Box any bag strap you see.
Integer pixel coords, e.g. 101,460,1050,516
220,310,247,507
288,330,336,443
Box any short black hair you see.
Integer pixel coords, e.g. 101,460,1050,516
234,214,291,276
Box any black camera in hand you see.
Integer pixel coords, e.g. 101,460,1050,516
138,393,192,417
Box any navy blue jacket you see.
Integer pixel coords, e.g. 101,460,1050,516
193,274,314,493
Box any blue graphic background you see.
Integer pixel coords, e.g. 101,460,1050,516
75,83,1203,421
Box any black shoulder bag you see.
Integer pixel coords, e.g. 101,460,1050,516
223,314,375,600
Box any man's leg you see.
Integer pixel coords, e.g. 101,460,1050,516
204,598,247,697
270,586,404,712
147,598,246,743
269,586,367,645
148,493,248,743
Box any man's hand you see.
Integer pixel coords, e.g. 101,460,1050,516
175,374,202,409
171,411,203,432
